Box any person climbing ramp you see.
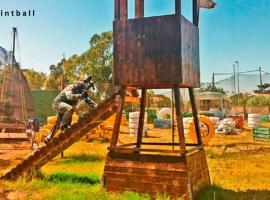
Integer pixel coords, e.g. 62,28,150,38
44,75,97,144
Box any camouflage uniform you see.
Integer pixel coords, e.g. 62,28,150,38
45,81,88,142
53,82,86,130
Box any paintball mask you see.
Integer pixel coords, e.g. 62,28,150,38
83,75,95,90
73,81,88,94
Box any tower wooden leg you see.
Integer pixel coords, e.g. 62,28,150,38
188,88,202,145
136,88,147,149
173,86,186,155
110,87,126,148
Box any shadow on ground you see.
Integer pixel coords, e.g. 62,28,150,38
198,185,270,200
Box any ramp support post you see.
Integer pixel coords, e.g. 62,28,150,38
110,87,126,148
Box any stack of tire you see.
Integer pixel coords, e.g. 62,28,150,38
129,112,148,137
183,117,193,136
155,108,172,129
248,114,261,128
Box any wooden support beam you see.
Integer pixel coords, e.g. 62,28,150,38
175,0,181,15
140,142,199,146
111,147,183,154
114,0,121,20
135,0,144,18
136,88,147,149
173,86,186,155
120,0,128,20
188,88,203,145
193,0,199,26
186,145,203,154
171,89,175,150
110,87,126,148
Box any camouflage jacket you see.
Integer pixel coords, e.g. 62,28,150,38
53,83,83,106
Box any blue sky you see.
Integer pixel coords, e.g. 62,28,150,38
0,0,269,82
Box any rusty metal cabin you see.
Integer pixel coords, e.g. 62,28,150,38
103,1,210,199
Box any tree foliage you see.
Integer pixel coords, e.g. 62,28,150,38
196,84,226,94
247,96,270,106
230,93,251,106
22,69,46,89
45,31,115,103
254,83,270,94
146,90,171,108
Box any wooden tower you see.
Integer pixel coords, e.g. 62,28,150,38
103,0,210,199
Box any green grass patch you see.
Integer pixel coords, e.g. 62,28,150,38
198,184,270,200
66,152,105,163
46,172,100,185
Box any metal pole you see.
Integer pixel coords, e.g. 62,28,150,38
12,27,17,68
235,61,240,106
259,67,263,86
212,73,215,87
233,64,236,94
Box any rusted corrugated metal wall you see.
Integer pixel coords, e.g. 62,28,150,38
0,65,34,123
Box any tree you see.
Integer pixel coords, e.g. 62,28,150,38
196,84,226,94
254,83,270,94
230,93,251,119
146,90,155,107
46,31,115,102
154,94,171,108
44,64,62,89
23,69,46,89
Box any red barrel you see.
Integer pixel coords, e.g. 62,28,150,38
228,115,243,129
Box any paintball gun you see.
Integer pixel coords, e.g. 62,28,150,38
81,77,97,108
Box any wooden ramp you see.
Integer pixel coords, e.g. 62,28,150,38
1,91,120,180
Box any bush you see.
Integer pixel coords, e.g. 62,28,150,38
47,172,100,184
146,109,157,124
247,96,270,106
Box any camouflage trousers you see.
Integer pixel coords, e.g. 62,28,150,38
53,102,74,130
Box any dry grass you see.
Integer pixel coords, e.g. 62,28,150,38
1,126,270,199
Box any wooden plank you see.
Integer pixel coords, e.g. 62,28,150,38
107,151,186,163
174,87,186,155
111,147,182,154
105,160,187,171
104,166,188,178
0,123,26,130
135,0,144,18
193,0,199,26
114,0,120,20
175,0,181,15
110,87,126,148
105,178,188,191
136,88,147,148
105,178,189,196
189,88,202,145
120,0,128,20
